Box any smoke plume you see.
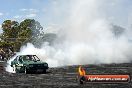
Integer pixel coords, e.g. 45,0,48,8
6,0,132,72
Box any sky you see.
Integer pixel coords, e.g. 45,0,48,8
0,0,132,31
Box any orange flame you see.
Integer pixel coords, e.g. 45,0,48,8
78,66,86,76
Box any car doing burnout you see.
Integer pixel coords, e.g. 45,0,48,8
11,55,49,74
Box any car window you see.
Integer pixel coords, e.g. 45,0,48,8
22,56,31,61
14,58,17,61
15,55,40,62
19,58,23,63
33,55,40,61
14,56,19,61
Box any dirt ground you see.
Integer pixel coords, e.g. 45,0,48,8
0,62,132,88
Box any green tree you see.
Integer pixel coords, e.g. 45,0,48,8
1,20,19,41
19,19,43,38
0,19,44,60
18,19,44,44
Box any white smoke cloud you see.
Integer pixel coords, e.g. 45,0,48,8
6,0,132,72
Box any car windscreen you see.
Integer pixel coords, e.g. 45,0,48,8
22,55,40,62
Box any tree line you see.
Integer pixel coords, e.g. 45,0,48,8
0,19,44,61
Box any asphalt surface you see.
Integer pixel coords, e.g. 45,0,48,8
0,63,132,88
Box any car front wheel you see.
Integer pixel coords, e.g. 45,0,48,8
13,65,16,73
24,67,29,74
13,65,20,73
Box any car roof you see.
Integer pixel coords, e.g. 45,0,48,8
18,55,36,56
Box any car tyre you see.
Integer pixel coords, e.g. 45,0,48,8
13,65,17,73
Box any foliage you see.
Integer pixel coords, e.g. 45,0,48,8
0,19,44,59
